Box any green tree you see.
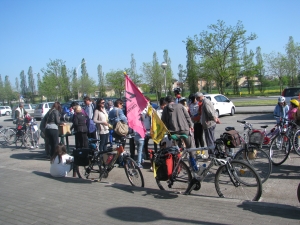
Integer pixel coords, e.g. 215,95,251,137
0,75,4,103
97,64,106,97
60,65,71,101
186,39,199,94
192,20,257,94
163,49,173,95
71,68,79,99
264,52,288,92
255,46,266,93
286,36,298,86
242,46,256,94
20,70,26,97
128,54,143,85
27,66,35,101
4,75,14,104
79,58,97,97
15,77,19,93
106,70,125,98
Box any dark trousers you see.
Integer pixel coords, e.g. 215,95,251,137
99,133,109,151
45,129,59,157
194,123,205,147
143,135,157,159
129,137,135,159
87,131,97,139
75,132,88,148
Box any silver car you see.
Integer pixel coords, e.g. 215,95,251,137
33,102,54,120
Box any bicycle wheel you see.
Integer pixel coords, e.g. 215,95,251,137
292,128,300,156
215,160,262,201
1,128,16,145
269,133,291,166
123,157,144,187
234,147,272,183
297,183,300,203
77,163,100,180
22,133,32,149
156,160,192,194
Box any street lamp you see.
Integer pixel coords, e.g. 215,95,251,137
161,62,167,96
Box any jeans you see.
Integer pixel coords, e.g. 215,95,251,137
99,133,109,151
135,139,144,166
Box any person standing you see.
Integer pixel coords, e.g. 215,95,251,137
173,87,182,103
84,96,97,139
42,102,64,157
93,99,109,151
15,103,27,125
191,93,205,148
196,92,220,155
274,97,289,124
73,105,88,149
161,95,194,148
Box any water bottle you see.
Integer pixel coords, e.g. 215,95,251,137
106,154,114,165
198,163,206,175
190,156,198,171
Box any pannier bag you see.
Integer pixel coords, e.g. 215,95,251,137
154,146,180,181
222,130,241,148
73,148,92,166
249,130,264,146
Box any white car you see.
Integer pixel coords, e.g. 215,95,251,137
33,102,54,120
0,106,12,116
204,94,235,117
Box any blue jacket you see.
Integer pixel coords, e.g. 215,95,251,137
273,104,289,123
108,107,128,126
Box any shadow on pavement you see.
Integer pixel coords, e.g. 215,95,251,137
238,201,300,220
269,164,300,180
106,206,225,225
10,151,49,161
32,171,92,184
239,114,274,121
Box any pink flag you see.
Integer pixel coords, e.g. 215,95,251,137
125,73,148,138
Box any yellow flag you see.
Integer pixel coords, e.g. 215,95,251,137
147,105,169,144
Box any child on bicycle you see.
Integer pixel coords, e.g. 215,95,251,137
274,97,289,124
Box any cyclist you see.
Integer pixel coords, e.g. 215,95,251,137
288,99,299,121
274,97,289,124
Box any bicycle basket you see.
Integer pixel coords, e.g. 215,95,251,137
249,130,264,145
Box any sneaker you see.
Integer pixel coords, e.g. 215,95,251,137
36,145,39,148
141,159,145,164
30,146,34,149
149,167,153,172
137,165,143,169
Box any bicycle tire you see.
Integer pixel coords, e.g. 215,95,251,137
215,160,262,201
297,183,300,203
292,128,300,156
22,133,32,149
156,160,192,194
1,128,16,145
123,157,144,187
234,147,272,183
77,163,100,180
269,133,291,166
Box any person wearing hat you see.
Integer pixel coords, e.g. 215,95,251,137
288,99,299,123
195,92,220,155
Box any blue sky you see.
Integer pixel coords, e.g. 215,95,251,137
1,0,299,87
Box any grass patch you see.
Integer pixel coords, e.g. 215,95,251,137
233,99,277,107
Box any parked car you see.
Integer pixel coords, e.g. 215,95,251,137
11,104,36,119
281,87,300,103
204,94,235,117
0,106,12,116
33,102,55,120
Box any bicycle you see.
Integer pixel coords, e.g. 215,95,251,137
0,126,16,146
228,120,272,183
22,118,40,149
154,134,262,201
268,116,292,166
75,139,144,187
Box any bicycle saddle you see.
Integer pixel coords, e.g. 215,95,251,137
260,125,268,129
225,127,235,131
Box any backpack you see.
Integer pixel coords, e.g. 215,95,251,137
154,146,180,181
73,148,92,166
222,130,241,148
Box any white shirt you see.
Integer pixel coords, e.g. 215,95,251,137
50,154,74,177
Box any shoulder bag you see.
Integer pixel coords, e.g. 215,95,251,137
114,109,128,136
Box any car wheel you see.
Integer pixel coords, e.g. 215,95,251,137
215,110,219,118
5,111,10,116
230,107,235,116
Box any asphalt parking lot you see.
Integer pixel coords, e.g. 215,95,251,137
0,111,299,224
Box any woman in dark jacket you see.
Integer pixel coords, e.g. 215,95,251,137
41,102,63,157
73,105,88,148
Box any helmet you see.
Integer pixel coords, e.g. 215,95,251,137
290,99,299,107
278,96,285,103
173,87,182,94
179,97,186,102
